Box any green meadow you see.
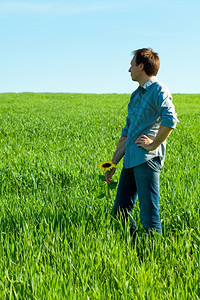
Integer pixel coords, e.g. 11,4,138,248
0,93,199,299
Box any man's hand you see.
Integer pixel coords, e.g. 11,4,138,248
135,134,155,151
135,126,173,152
105,167,116,184
103,136,126,184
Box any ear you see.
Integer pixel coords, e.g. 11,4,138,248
139,63,144,71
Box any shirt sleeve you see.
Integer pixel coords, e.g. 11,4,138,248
121,93,135,137
121,115,129,136
158,89,179,129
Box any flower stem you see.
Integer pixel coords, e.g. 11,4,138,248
106,183,110,213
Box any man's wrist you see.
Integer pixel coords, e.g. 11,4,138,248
112,159,117,166
148,142,157,151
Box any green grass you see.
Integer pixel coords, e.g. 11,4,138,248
0,93,199,299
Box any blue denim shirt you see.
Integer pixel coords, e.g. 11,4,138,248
122,77,179,169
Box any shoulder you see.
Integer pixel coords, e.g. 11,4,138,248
153,81,172,99
154,81,171,94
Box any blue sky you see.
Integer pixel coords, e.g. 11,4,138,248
0,0,200,94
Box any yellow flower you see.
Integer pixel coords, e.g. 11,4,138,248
99,161,116,171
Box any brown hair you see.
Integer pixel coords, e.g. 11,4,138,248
133,48,160,76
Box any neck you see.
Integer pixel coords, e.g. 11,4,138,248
138,74,154,87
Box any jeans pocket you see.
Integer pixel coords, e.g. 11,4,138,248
147,157,161,172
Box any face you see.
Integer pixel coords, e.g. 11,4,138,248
128,56,143,82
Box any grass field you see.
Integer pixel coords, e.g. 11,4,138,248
0,93,199,299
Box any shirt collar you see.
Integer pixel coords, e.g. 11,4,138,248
142,77,157,90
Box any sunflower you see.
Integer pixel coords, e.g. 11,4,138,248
99,161,116,171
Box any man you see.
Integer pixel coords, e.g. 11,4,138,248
105,48,179,235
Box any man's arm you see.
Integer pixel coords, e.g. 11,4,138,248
112,136,127,165
105,136,127,184
135,125,173,151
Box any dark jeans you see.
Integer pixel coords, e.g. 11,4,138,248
113,157,162,234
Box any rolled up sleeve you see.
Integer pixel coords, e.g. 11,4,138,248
158,92,179,129
121,125,128,137
121,116,130,136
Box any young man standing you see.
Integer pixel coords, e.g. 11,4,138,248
105,48,179,235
